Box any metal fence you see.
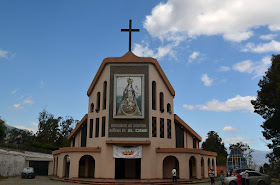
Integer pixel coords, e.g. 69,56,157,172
0,143,53,154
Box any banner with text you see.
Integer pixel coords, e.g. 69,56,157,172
113,145,142,159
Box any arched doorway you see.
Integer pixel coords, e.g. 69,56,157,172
163,156,179,179
189,156,197,179
201,157,204,177
63,155,70,177
79,155,95,178
208,158,210,171
212,159,215,172
56,157,58,176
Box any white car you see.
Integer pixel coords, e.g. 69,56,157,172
224,171,271,185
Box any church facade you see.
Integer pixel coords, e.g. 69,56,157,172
52,52,217,179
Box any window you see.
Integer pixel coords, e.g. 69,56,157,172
96,92,100,112
72,136,75,147
152,81,156,110
102,117,106,137
167,103,171,113
95,118,99,137
103,81,107,110
152,117,157,137
160,92,164,113
160,118,164,138
90,103,94,113
167,119,171,139
193,138,197,149
89,119,93,138
175,124,184,148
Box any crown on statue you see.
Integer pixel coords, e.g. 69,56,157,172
127,77,133,84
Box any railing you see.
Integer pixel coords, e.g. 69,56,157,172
0,143,53,154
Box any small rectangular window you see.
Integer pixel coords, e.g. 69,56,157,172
167,119,171,139
193,138,197,149
89,119,93,138
102,117,106,137
95,118,99,137
160,118,164,138
152,117,157,137
72,136,75,147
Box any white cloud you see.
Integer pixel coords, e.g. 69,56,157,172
0,49,9,58
242,40,280,53
11,89,18,94
30,122,38,127
182,104,195,110
233,56,271,78
183,95,255,112
201,74,213,87
133,43,175,59
144,0,280,42
14,126,37,133
10,104,24,111
223,137,251,144
260,34,277,40
219,66,231,72
233,60,254,73
222,126,238,132
23,97,34,105
188,51,203,63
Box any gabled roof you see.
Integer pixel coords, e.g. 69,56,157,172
87,52,175,97
174,114,202,142
68,114,88,140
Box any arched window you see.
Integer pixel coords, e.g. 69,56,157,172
152,81,156,110
96,92,100,112
90,103,94,113
103,81,107,110
167,103,171,113
160,92,164,113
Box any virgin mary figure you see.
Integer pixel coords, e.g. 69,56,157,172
117,77,141,116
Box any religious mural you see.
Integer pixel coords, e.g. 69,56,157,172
113,74,144,119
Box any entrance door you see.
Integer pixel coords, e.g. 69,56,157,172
115,159,141,179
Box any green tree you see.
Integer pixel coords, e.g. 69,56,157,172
58,116,77,147
251,54,280,158
6,128,34,145
0,117,7,144
201,131,228,165
37,109,62,146
229,142,254,168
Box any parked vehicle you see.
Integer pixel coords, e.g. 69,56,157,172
224,171,271,185
21,167,35,179
231,168,255,176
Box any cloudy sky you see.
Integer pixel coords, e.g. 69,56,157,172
1,0,279,151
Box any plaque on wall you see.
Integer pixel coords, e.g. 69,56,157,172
113,74,144,119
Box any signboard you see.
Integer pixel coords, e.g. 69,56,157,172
113,145,142,159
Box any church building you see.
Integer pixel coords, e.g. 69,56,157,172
52,21,216,180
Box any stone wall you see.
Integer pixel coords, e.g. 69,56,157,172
0,150,25,176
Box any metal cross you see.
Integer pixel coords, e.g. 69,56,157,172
121,19,140,52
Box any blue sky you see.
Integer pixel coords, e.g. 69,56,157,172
1,0,279,152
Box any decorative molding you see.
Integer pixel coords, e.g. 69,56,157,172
156,148,217,156
106,140,151,145
52,147,101,155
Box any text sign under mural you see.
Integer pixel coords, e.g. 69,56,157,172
113,74,144,119
113,145,142,158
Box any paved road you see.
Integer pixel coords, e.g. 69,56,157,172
0,176,279,185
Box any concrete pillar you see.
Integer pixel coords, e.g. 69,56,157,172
204,158,209,178
196,157,201,179
178,156,187,179
214,158,217,177
69,154,79,178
